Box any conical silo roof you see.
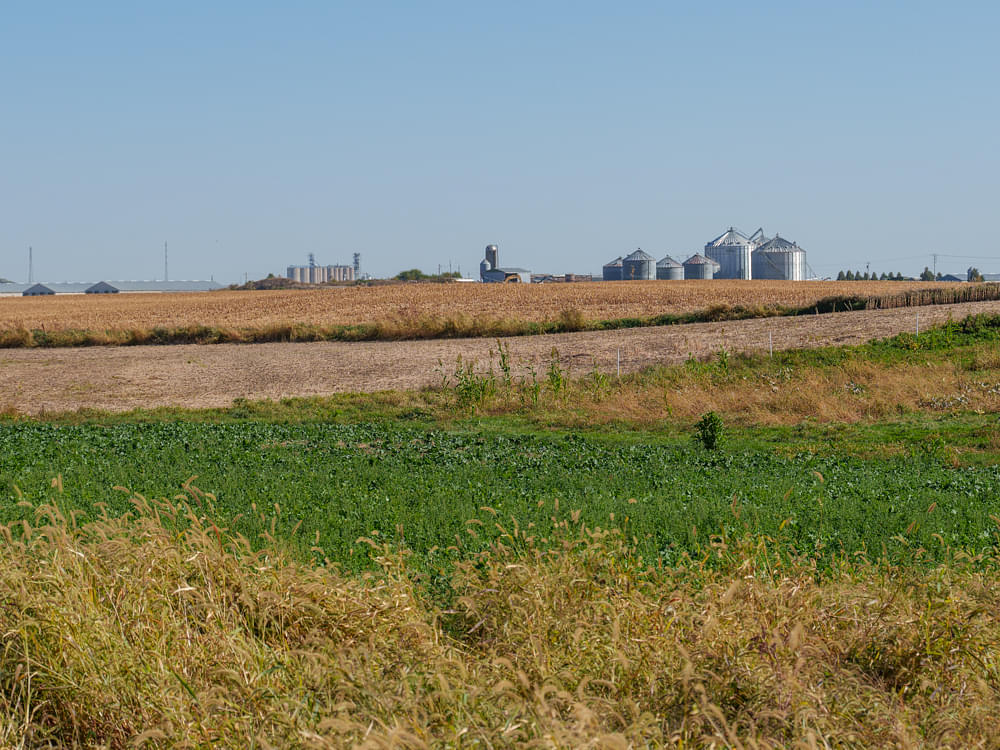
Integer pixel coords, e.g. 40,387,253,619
706,227,752,248
603,256,623,267
656,255,682,268
624,249,655,262
755,234,802,253
684,253,721,268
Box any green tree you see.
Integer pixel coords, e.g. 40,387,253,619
920,266,935,281
845,270,855,280
969,267,984,282
837,270,846,281
394,269,430,281
879,272,887,280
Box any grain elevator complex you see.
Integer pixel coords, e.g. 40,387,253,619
601,227,808,282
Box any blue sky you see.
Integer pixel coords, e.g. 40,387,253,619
2,1,997,282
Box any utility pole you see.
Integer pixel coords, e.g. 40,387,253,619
932,253,938,276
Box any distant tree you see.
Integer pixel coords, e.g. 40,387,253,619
855,270,863,280
969,267,984,282
879,272,887,280
837,270,846,281
919,266,935,281
936,272,943,280
394,269,430,281
845,270,855,280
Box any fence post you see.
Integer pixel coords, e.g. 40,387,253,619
617,348,621,377
769,331,773,358
916,313,920,336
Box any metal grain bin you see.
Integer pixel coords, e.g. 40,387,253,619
751,235,807,281
602,256,624,281
683,253,721,280
622,249,656,281
656,255,684,280
704,227,753,280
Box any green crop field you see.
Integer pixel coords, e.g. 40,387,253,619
4,316,1000,746
3,417,999,573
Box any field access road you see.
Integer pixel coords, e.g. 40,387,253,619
3,300,999,415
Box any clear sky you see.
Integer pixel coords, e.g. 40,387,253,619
2,1,998,283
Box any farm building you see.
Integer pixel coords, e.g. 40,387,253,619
751,235,807,281
23,283,55,296
656,255,684,280
622,250,656,281
479,244,531,283
602,257,624,281
683,254,721,280
287,264,354,283
86,281,119,294
705,226,808,281
704,228,754,280
1,280,223,297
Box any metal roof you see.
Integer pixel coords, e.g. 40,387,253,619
102,280,224,292
754,235,802,253
656,255,682,267
1,280,223,293
603,256,623,267
86,281,119,293
26,282,91,294
683,253,721,268
624,249,655,262
706,227,752,247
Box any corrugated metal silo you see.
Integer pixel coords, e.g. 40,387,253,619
656,255,684,280
622,249,656,281
683,253,720,280
704,227,753,279
751,235,807,281
602,256,623,281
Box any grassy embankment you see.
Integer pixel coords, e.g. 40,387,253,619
1,314,1000,745
1,283,999,347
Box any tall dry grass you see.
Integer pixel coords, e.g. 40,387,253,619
1,482,999,747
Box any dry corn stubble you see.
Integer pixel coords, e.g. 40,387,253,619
0,280,976,334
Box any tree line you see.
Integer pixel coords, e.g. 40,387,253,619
836,267,985,282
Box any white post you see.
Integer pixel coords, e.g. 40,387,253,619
916,313,920,336
769,331,773,358
617,348,621,377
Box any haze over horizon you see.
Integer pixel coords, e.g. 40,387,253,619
2,2,998,283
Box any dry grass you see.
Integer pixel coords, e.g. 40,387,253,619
2,484,998,747
0,281,979,337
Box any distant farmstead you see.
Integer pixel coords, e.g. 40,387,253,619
479,244,531,283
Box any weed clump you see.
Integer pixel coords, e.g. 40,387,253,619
695,411,724,450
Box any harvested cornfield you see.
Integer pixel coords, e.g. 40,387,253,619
0,280,984,335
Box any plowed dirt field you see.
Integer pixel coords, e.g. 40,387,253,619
3,301,997,415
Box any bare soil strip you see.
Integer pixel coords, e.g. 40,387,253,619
4,301,997,415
